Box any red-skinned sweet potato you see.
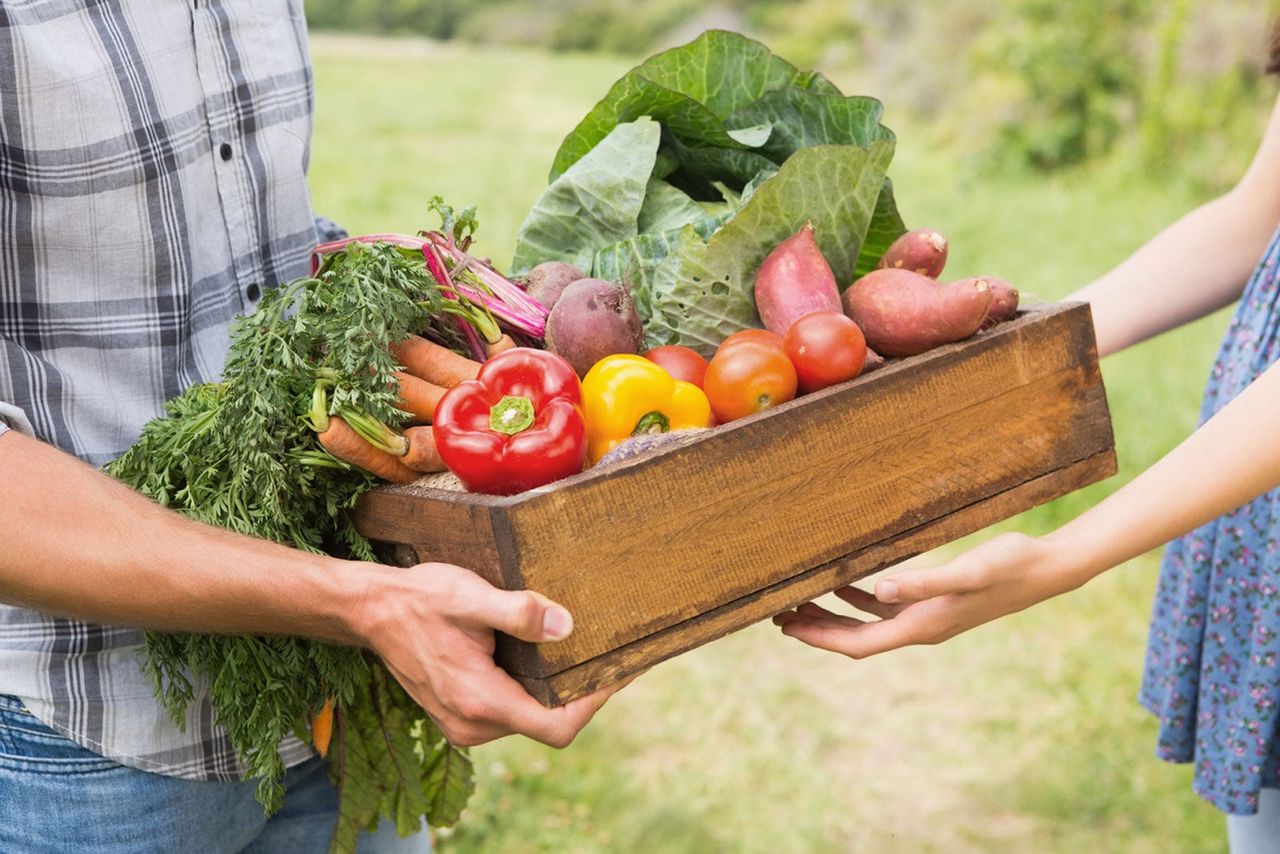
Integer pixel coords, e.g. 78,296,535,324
877,228,949,278
842,268,992,357
754,222,841,335
966,276,1020,328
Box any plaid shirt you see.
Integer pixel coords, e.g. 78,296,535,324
0,0,334,780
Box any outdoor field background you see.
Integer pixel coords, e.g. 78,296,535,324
304,13,1267,850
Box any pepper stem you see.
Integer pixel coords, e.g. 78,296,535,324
632,411,670,436
490,396,536,435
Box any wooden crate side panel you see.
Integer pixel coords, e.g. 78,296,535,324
512,449,1117,705
349,492,508,588
507,310,1111,671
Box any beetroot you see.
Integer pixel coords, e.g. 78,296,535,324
524,261,585,311
843,268,992,357
753,223,841,335
545,278,643,376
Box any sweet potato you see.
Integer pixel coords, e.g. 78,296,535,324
966,276,1020,329
877,228,949,278
842,268,992,357
754,222,841,334
545,278,643,376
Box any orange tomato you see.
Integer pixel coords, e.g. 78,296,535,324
719,328,784,350
704,340,797,423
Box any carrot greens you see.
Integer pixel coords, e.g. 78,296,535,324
107,226,483,851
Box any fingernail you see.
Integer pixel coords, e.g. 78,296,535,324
878,580,899,603
543,606,573,640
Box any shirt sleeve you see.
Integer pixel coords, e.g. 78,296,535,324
0,401,34,438
314,214,348,244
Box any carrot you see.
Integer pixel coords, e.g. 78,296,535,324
318,415,418,483
390,335,481,387
403,426,447,473
312,697,334,758
394,371,448,424
485,334,517,360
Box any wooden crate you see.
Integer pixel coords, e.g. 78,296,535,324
352,301,1115,706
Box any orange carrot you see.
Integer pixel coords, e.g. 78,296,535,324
312,697,334,758
318,415,418,483
390,335,480,387
402,426,447,473
394,371,448,424
485,334,517,360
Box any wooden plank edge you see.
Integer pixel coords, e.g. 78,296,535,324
512,448,1118,707
356,302,1091,513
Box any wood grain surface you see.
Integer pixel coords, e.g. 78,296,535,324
351,303,1117,703
513,450,1116,705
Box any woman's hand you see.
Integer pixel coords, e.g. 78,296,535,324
777,355,1280,660
773,532,1090,659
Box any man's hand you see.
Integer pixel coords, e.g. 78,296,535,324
354,562,624,748
773,533,1084,659
0,432,625,749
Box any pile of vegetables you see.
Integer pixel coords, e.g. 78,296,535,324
104,28,1028,851
511,29,906,355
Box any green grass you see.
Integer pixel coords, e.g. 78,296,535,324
308,34,1251,852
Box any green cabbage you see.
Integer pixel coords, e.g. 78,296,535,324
512,30,906,355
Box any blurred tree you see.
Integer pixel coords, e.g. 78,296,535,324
969,0,1153,170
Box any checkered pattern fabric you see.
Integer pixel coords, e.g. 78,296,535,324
0,0,333,779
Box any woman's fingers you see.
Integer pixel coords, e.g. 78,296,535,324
778,606,928,659
833,585,904,619
874,557,990,604
774,602,867,631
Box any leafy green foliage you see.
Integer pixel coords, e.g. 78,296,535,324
547,30,838,182
106,241,474,849
967,0,1154,170
511,118,662,275
641,139,896,354
511,30,904,353
331,667,473,851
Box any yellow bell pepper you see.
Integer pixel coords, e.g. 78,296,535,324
581,354,712,464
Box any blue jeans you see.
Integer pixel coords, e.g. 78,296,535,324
0,694,428,853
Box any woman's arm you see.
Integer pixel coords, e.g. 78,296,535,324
774,357,1280,658
1072,93,1280,357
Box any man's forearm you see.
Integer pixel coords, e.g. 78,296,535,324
0,430,367,644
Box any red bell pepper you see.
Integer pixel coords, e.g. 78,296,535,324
432,348,587,495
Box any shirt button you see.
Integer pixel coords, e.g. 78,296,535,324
246,283,261,301
219,142,233,161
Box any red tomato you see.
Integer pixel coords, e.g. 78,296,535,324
643,345,709,388
720,328,784,350
782,311,867,393
704,340,797,423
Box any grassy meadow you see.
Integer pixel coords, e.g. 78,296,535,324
308,34,1254,852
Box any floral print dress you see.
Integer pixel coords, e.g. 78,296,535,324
1141,223,1280,815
